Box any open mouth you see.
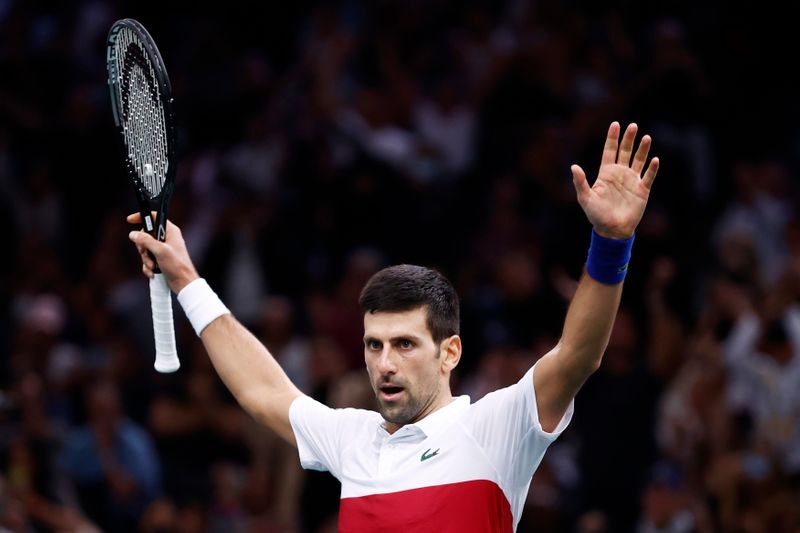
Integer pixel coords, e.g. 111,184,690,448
379,385,405,401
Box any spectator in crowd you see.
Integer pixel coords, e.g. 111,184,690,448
60,378,161,532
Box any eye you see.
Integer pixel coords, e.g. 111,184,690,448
399,339,414,350
366,339,382,351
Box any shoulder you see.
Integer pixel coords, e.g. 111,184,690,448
468,367,534,411
290,395,382,427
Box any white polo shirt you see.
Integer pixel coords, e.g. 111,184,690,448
289,364,573,532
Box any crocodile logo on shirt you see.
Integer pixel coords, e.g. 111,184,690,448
420,448,440,462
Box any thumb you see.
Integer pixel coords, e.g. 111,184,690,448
571,164,591,199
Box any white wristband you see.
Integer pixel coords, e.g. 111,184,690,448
177,278,230,336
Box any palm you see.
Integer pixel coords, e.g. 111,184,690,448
572,122,659,239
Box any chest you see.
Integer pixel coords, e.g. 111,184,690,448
336,428,512,533
338,426,499,499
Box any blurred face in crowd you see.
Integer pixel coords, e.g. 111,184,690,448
87,380,121,426
363,306,461,434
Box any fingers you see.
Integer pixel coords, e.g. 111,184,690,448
127,212,180,237
164,218,180,236
631,135,652,175
617,123,638,166
606,122,657,184
130,230,162,279
600,121,621,167
136,242,156,272
126,214,194,290
129,229,165,258
571,164,591,200
642,157,660,190
127,211,158,224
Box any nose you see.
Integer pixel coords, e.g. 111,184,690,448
376,348,397,375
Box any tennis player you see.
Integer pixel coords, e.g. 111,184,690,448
128,121,658,531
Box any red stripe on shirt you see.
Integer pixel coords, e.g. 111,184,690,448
338,479,513,532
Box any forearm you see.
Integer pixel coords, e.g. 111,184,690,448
534,271,623,432
558,271,623,378
128,224,303,444
199,314,302,444
534,234,629,432
554,228,633,378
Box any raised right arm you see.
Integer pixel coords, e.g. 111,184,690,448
128,214,302,445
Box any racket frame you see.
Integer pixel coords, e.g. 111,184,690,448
107,18,177,245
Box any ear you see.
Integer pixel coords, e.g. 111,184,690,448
439,335,462,374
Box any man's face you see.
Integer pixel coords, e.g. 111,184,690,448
363,307,446,431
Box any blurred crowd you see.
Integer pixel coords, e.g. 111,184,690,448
2,0,800,531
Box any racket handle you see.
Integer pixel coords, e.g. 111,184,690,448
150,273,180,373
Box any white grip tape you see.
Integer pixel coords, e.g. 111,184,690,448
177,278,230,337
150,273,180,373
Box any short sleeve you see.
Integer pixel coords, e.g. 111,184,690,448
288,395,375,479
463,365,573,489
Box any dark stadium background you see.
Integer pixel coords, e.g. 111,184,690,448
2,1,800,531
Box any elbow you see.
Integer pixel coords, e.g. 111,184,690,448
586,355,603,374
558,339,605,377
238,387,270,424
573,353,603,378
559,353,604,388
238,384,301,439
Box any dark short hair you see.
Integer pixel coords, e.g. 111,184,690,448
359,264,460,344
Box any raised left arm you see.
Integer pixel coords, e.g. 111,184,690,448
534,122,659,432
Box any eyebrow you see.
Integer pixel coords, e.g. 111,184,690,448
363,335,423,344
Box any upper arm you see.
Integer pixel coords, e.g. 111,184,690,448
533,344,595,433
534,272,622,431
248,384,303,447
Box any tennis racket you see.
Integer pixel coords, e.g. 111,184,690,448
106,18,179,373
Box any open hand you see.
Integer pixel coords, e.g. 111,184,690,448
571,122,659,239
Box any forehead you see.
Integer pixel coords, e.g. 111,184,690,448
363,307,431,340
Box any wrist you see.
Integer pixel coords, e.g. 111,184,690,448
592,226,634,240
177,278,231,336
172,271,200,295
586,229,635,285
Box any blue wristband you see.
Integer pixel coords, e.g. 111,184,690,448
586,229,634,284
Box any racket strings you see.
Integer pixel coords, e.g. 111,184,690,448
114,27,169,197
